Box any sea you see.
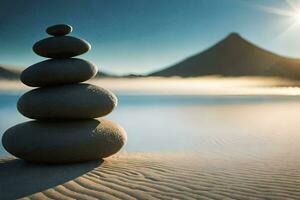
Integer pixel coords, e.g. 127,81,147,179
1,92,300,158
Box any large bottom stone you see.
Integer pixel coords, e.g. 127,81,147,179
2,119,127,163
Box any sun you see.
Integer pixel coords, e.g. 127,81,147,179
293,10,300,23
259,0,300,20
258,0,300,37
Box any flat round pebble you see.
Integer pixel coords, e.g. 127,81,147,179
17,83,117,119
46,24,73,36
2,119,127,163
33,36,91,58
21,58,98,87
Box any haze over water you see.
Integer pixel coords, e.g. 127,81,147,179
1,81,300,160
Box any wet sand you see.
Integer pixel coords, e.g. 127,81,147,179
1,152,299,200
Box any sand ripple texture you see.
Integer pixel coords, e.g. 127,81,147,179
0,152,300,200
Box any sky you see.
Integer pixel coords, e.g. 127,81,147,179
1,0,300,75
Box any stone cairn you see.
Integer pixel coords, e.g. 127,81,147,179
2,24,127,163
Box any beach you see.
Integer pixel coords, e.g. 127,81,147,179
1,152,300,199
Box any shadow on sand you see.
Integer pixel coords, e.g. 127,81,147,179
0,158,103,199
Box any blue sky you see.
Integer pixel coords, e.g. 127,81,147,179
1,0,300,75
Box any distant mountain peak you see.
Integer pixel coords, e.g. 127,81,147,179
149,32,300,80
227,32,241,39
221,32,249,45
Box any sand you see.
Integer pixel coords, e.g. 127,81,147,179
0,152,300,200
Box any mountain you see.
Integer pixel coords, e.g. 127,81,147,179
0,65,20,79
150,33,300,80
3,33,300,80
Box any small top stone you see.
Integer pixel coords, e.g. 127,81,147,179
46,24,72,36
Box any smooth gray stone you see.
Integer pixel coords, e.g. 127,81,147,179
33,36,91,58
18,83,117,119
21,58,98,87
46,24,72,36
2,119,127,163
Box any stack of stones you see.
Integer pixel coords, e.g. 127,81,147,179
2,24,127,163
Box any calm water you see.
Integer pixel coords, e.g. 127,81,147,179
1,92,300,157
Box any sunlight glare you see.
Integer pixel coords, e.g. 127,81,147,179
294,10,300,23
258,0,300,37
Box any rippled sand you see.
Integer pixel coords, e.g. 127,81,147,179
1,152,299,200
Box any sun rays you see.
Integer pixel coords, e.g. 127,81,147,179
258,0,300,38
260,0,300,19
